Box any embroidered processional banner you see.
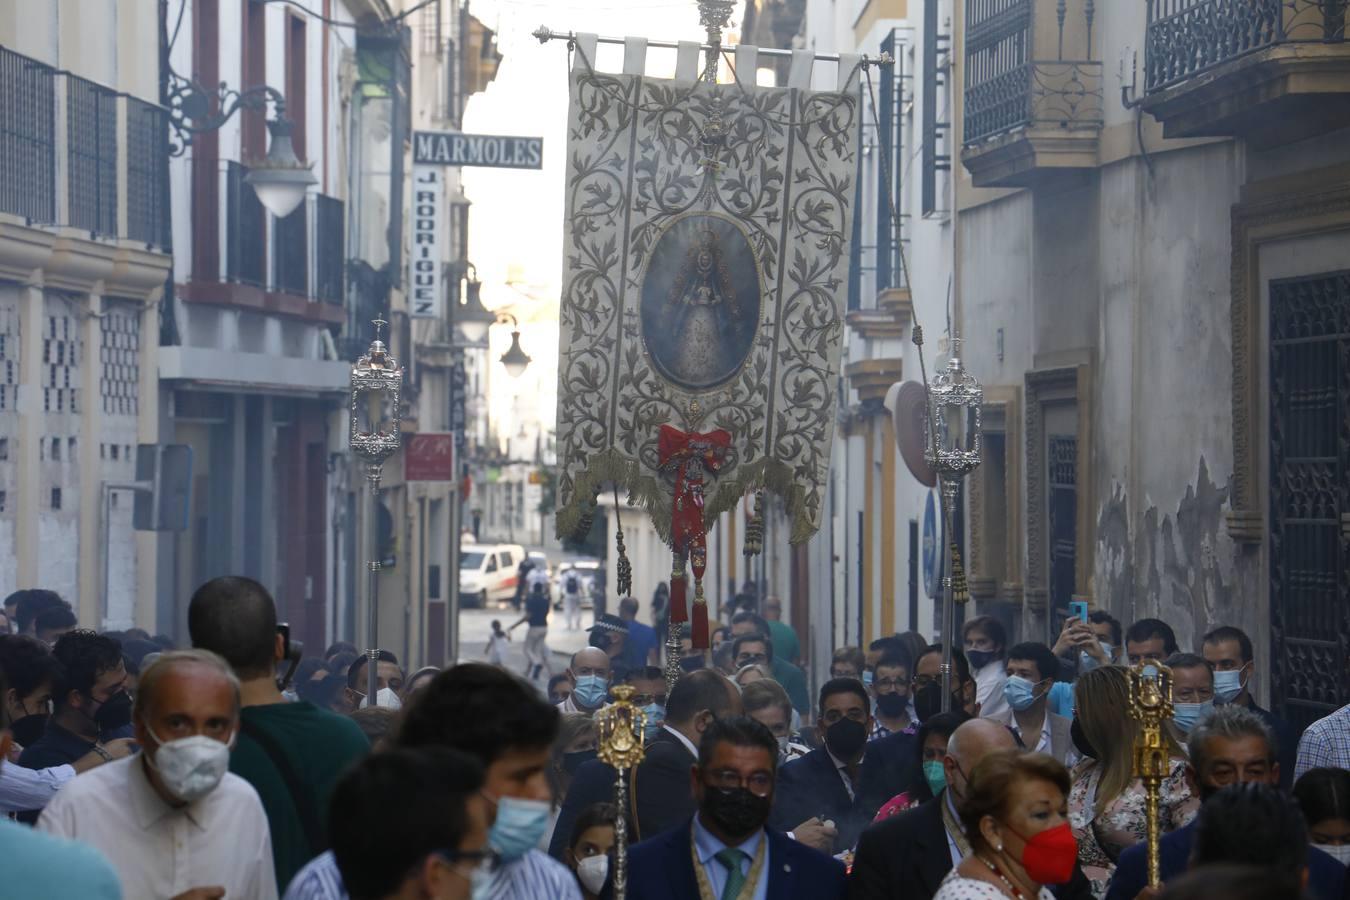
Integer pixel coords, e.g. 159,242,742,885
555,36,861,547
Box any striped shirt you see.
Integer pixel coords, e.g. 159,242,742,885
283,848,582,900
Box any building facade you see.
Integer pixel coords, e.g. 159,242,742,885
0,2,172,629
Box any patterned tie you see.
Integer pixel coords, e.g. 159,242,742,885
715,847,748,900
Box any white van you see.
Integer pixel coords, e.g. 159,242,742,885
459,544,527,608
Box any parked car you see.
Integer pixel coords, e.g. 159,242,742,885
553,558,601,610
527,551,552,580
459,543,527,608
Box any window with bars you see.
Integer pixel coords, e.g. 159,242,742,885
274,201,309,297
126,97,170,249
42,306,80,415
0,298,18,413
0,47,56,223
315,194,346,303
66,74,118,236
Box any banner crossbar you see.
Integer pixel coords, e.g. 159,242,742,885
532,26,893,68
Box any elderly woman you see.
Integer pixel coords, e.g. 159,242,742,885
735,662,774,689
741,679,809,762
1068,666,1197,897
934,750,1077,899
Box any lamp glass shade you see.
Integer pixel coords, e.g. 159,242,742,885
455,279,496,343
246,118,318,219
500,331,532,378
458,319,491,343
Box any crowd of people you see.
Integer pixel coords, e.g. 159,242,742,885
2,581,1349,900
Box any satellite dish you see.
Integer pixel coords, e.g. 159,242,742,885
885,380,937,487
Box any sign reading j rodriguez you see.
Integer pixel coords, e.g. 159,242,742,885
413,131,543,169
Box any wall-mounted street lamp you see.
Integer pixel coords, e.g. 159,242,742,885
455,263,498,344
166,78,317,218
495,312,532,378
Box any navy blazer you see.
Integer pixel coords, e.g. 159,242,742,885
771,741,914,853
1105,819,1346,900
624,819,847,900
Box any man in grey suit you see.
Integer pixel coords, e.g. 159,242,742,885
982,642,1074,764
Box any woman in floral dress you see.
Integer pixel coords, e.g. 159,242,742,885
1067,667,1198,898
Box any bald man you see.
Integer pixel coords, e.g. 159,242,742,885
557,647,612,715
849,718,1093,900
39,650,278,899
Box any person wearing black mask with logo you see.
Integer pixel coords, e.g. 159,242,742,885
870,653,916,741
19,630,132,778
912,645,980,724
626,715,847,899
773,677,900,853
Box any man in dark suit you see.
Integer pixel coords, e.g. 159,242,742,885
549,668,742,859
771,678,912,853
849,718,1095,900
625,715,846,900
1105,705,1344,900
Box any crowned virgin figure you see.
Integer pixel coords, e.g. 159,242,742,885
663,225,745,387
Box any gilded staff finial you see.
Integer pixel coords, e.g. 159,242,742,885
1128,661,1174,888
597,684,648,900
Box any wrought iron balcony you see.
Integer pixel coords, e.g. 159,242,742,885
961,0,1104,188
187,158,344,320
0,45,171,249
1143,0,1350,144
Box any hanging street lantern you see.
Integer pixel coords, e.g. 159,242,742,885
456,266,497,344
245,116,318,219
500,326,532,379
349,319,404,709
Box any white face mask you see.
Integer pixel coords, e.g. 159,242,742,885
358,686,403,710
146,728,232,803
1315,843,1350,867
576,854,609,894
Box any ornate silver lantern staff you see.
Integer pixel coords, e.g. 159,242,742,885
596,684,648,900
349,319,403,709
922,337,982,711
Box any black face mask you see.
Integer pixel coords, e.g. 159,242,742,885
913,683,965,723
563,748,598,775
875,693,909,718
824,717,868,760
10,713,48,747
91,690,132,733
702,786,772,838
1070,718,1098,760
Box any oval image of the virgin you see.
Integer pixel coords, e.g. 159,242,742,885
640,215,761,391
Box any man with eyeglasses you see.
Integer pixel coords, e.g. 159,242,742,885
868,653,915,741
729,613,810,714
328,747,494,900
772,678,901,853
626,716,846,899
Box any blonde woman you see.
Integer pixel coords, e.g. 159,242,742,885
1067,666,1198,897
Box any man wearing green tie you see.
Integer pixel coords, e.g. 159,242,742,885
622,716,847,899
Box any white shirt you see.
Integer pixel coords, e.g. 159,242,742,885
1011,710,1053,755
973,660,1009,719
663,724,699,759
0,761,74,812
38,753,278,900
825,747,862,802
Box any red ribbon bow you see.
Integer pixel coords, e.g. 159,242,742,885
658,425,730,649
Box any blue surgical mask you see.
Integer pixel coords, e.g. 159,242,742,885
1002,675,1043,712
487,796,551,861
1172,700,1213,734
642,702,665,741
1081,642,1113,672
862,670,874,687
469,859,494,900
1214,666,1248,704
573,674,609,709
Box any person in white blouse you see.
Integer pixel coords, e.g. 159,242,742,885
962,616,1009,721
933,750,1078,900
38,649,277,900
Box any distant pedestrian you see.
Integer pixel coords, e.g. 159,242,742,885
510,585,553,681
485,619,511,666
562,568,584,631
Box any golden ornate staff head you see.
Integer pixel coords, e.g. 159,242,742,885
596,684,648,900
1128,661,1174,888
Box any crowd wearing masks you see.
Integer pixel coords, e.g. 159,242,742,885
4,578,1350,900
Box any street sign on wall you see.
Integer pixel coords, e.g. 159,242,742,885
409,166,446,319
413,130,543,169
922,490,939,598
405,433,457,481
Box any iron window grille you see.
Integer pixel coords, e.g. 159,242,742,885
65,72,118,237
0,47,56,223
125,97,171,249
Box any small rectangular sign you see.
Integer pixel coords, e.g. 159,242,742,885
413,130,543,169
405,433,457,481
409,165,445,319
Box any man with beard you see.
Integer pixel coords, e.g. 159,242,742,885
1104,705,1344,900
626,716,846,899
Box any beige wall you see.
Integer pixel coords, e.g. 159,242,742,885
0,1,158,101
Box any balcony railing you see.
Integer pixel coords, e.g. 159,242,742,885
963,0,1103,145
192,158,344,305
0,45,171,250
1146,0,1346,92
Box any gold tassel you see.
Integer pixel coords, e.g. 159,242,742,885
950,540,970,604
743,489,765,557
